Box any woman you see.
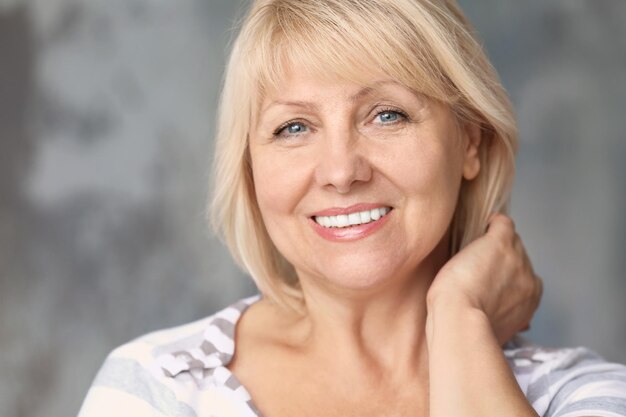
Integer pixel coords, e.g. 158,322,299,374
79,1,626,416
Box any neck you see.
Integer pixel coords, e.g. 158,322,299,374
285,237,449,384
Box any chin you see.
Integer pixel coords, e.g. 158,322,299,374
308,253,415,292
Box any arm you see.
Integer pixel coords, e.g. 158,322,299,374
426,295,539,417
426,214,542,417
425,214,626,417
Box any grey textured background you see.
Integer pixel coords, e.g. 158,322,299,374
0,1,624,416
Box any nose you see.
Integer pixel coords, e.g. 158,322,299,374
314,128,372,194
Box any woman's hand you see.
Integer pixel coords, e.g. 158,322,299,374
426,214,543,345
425,214,543,417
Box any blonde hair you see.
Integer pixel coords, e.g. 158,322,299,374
210,0,517,313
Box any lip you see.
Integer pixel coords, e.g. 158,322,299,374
309,204,393,242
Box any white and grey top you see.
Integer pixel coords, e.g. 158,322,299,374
78,295,626,417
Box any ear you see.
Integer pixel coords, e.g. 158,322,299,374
462,121,481,180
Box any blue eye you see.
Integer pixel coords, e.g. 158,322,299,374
286,123,307,134
375,110,402,123
274,121,308,138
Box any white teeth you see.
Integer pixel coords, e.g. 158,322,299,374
336,214,349,227
314,207,391,229
348,213,362,225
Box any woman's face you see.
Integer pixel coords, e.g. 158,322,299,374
249,68,480,292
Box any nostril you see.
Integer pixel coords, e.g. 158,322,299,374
314,148,373,193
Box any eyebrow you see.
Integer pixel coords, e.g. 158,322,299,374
263,99,319,112
261,81,400,113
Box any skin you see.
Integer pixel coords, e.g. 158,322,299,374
228,68,544,417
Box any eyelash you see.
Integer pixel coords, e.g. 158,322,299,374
272,119,308,138
373,107,410,124
272,107,410,139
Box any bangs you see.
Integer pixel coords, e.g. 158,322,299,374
241,0,461,116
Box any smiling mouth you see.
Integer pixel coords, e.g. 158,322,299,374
312,207,392,229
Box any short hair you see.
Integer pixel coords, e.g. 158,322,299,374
209,0,517,313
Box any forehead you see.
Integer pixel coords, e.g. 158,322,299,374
251,67,446,137
256,59,386,99
255,62,424,114
262,75,426,115
263,67,384,100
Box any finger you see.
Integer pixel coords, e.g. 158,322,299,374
513,234,532,268
487,213,515,231
486,214,516,241
486,212,499,226
513,233,523,253
485,212,502,232
534,275,544,302
526,275,543,317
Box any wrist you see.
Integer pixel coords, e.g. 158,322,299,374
426,298,493,347
426,289,482,314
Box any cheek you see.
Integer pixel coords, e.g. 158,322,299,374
382,128,465,254
250,147,316,267
251,148,309,219
384,133,464,201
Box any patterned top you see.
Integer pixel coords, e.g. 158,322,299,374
78,295,626,417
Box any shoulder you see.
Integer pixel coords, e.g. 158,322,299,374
78,295,262,417
504,335,626,417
